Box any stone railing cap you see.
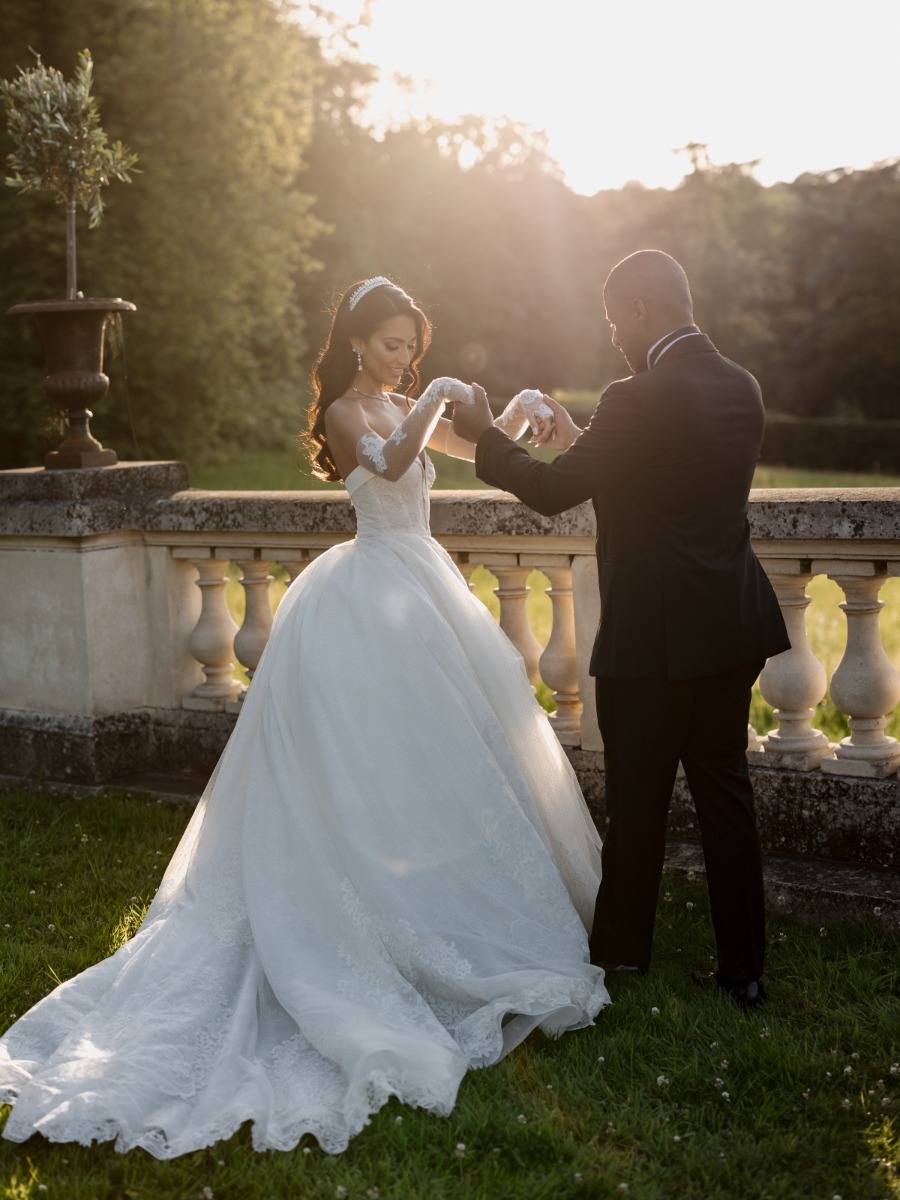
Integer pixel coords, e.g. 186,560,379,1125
1,469,900,542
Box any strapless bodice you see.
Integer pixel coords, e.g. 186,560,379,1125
345,455,435,537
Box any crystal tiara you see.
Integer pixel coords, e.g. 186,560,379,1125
348,276,396,310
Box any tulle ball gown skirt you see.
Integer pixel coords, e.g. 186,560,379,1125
0,461,608,1156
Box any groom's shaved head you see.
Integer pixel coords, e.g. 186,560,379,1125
604,250,694,325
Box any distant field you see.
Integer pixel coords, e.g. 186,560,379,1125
189,447,900,492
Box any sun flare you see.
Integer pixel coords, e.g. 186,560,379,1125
306,0,898,193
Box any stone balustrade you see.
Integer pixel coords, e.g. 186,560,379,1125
147,484,900,776
1,465,899,875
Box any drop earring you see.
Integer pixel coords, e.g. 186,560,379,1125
354,348,363,373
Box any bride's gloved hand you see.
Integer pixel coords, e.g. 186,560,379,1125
493,389,556,442
356,377,475,481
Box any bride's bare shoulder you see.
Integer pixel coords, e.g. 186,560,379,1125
324,395,360,428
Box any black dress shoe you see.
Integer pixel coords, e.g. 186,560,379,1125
692,968,766,1009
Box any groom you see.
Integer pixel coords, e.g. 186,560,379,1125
453,250,790,1007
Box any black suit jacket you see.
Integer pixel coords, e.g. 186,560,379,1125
476,333,790,680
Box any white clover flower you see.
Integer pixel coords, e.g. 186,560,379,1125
709,1041,719,1050
394,1115,403,1124
843,1066,853,1076
455,1143,466,1159
516,1114,527,1124
334,1190,348,1200
365,1189,379,1200
201,1189,214,1200
721,1091,730,1102
874,906,882,916
651,1007,660,1016
302,1147,311,1155
719,1060,729,1071
597,1056,605,1065
686,902,694,911
819,927,828,937
673,1135,681,1143
714,1077,725,1089
573,1173,583,1182
47,924,55,931
850,1052,860,1060
657,1075,669,1088
841,1098,851,1110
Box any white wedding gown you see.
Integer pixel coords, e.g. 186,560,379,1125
0,455,608,1158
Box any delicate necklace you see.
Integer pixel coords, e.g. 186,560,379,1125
350,385,390,402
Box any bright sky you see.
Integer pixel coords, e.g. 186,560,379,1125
308,0,898,193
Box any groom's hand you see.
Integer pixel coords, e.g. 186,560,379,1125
451,383,494,442
529,394,582,451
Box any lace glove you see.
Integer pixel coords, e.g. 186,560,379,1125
440,387,555,459
495,389,555,440
356,377,475,481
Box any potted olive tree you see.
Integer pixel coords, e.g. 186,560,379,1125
1,49,138,468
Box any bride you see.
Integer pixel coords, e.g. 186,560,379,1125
0,276,608,1158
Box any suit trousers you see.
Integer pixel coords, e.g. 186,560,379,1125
588,661,766,979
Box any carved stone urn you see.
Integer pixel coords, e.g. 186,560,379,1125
8,297,136,469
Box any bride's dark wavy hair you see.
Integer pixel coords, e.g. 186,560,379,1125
303,278,432,482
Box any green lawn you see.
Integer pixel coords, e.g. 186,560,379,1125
0,786,897,1199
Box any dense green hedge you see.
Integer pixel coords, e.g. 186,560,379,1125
761,415,900,473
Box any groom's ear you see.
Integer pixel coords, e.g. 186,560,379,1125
632,297,649,325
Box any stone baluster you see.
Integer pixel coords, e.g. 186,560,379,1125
751,560,833,769
536,556,582,743
176,553,242,710
229,555,275,701
818,562,900,778
450,552,478,592
487,557,543,686
279,555,311,586
569,556,602,752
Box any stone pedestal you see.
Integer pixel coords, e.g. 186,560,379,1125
0,462,201,781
